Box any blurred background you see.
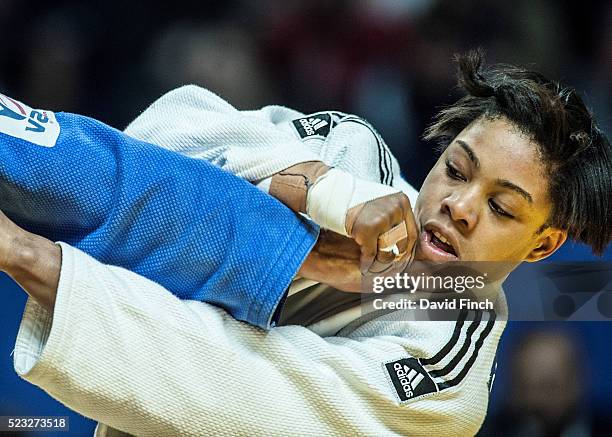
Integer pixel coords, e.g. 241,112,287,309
0,0,610,435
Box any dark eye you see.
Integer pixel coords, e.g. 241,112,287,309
445,160,466,181
489,199,514,218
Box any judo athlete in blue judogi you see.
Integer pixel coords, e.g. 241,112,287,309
0,93,318,329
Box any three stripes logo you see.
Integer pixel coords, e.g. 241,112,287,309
384,358,438,402
384,310,497,404
291,112,394,186
342,115,394,186
301,117,328,135
292,113,335,139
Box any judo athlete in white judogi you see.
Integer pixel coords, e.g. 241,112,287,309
9,85,504,437
9,53,611,436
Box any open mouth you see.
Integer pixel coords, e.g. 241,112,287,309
429,230,457,256
418,222,460,261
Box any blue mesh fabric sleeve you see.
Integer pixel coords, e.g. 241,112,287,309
0,111,319,329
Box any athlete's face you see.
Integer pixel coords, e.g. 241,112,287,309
413,117,567,271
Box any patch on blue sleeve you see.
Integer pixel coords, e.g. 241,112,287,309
0,94,60,147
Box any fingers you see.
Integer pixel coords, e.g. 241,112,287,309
300,201,416,292
299,185,419,293
348,192,413,274
352,206,393,273
400,194,419,264
378,222,408,256
377,194,417,265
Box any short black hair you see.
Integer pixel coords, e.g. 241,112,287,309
424,49,611,255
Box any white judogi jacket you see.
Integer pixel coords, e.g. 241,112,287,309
13,86,506,437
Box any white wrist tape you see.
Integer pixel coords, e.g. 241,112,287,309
306,169,400,236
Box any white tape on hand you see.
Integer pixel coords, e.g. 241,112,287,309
306,169,400,236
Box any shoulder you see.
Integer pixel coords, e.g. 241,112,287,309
344,308,505,433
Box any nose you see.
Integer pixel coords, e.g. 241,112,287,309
441,188,478,232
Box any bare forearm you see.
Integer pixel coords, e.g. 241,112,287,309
269,161,330,213
3,229,61,313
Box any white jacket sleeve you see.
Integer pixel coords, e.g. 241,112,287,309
124,85,418,206
14,243,502,437
123,85,320,182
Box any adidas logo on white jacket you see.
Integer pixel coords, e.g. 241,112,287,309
394,362,425,398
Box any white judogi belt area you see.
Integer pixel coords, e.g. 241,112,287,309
13,85,506,437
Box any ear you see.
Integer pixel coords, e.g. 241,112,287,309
524,228,568,262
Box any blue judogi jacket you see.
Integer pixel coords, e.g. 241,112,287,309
0,97,318,329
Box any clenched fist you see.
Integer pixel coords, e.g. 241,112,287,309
270,162,418,280
345,191,416,274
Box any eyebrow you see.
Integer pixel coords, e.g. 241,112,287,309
495,179,533,203
454,139,533,203
456,140,480,168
